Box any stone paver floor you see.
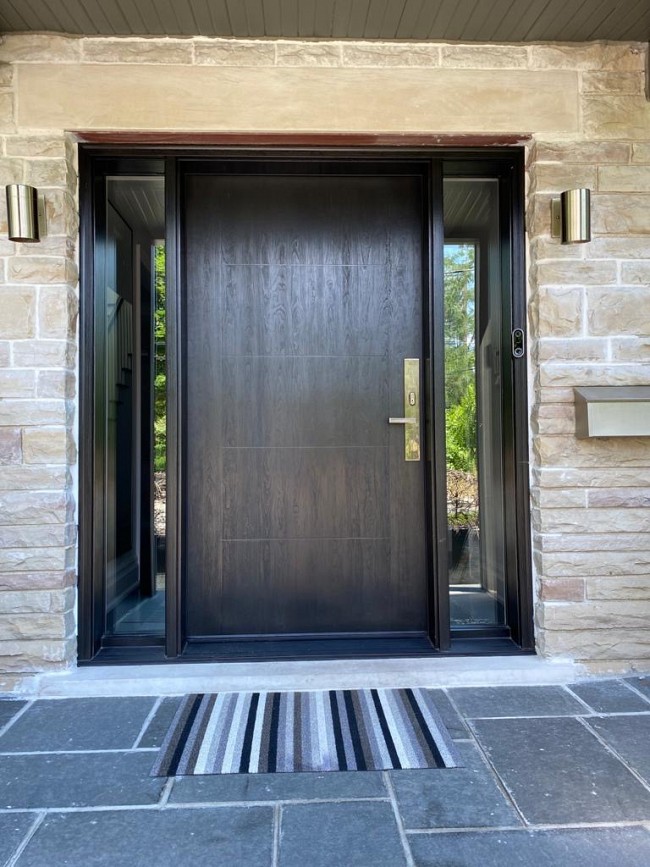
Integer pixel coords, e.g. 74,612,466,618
1,677,650,865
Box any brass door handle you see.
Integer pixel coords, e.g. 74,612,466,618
390,358,421,462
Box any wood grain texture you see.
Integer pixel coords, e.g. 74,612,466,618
183,167,427,638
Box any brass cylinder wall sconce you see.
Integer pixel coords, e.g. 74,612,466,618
6,184,40,242
551,188,591,244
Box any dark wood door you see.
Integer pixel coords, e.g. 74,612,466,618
183,167,428,640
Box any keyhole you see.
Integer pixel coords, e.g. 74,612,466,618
408,391,416,406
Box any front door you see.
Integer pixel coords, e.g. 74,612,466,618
182,163,430,647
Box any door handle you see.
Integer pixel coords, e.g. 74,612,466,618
389,358,421,461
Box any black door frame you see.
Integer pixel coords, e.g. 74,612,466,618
78,143,533,664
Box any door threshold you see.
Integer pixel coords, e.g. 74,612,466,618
11,654,586,698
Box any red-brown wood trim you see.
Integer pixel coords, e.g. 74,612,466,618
73,131,531,147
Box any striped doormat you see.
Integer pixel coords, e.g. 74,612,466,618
152,688,461,776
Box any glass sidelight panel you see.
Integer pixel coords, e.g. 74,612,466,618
443,179,507,627
97,175,166,636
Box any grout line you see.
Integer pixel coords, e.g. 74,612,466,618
459,710,650,721
272,804,282,867
0,700,35,741
406,819,650,835
619,679,650,707
575,716,650,796
132,697,163,749
562,683,597,713
164,796,390,809
383,771,415,867
6,811,46,867
158,778,174,807
0,748,159,756
459,716,530,829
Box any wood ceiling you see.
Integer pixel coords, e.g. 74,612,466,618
1,0,648,42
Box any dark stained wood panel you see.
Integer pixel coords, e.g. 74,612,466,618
5,0,648,40
183,167,427,639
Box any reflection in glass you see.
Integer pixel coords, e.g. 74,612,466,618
443,179,506,627
99,176,166,635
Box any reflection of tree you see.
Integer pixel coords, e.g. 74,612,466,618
444,244,477,475
153,245,166,472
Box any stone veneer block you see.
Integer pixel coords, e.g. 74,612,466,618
82,38,193,65
17,64,579,133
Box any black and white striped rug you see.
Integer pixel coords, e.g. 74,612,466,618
152,688,461,776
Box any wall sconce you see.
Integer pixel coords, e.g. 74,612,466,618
551,188,591,244
6,184,41,242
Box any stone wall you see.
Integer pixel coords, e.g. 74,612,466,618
0,33,648,679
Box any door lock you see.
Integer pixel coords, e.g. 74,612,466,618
388,358,421,462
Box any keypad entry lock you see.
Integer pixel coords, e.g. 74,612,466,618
388,358,421,461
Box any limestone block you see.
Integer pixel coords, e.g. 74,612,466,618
0,466,68,491
581,72,645,94
538,628,650,660
537,387,577,405
587,488,650,508
0,158,24,185
12,340,75,369
44,190,78,237
534,506,650,534
0,342,9,366
194,40,275,65
0,287,35,338
0,93,15,132
37,371,76,399
534,467,650,489
535,434,650,468
583,95,650,140
440,45,528,68
537,338,607,362
0,588,73,614
276,42,341,67
593,194,650,234
82,38,193,65
38,286,78,339
341,42,440,66
0,609,74,640
536,261,617,286
0,524,71,547
8,257,76,285
0,427,21,464
0,491,70,525
0,33,82,63
620,262,650,285
529,237,583,261
16,64,579,133
531,487,586,508
539,578,585,601
539,362,650,386
598,166,650,193
530,42,645,72
534,531,650,552
609,337,650,362
0,568,75,591
5,136,66,158
589,237,650,259
632,144,650,163
534,287,583,337
539,600,650,630
0,636,76,671
533,164,597,192
0,547,68,572
22,427,71,464
0,370,35,398
25,159,69,188
587,288,650,336
587,577,650,600
533,140,631,164
539,550,650,577
0,399,67,427
0,62,13,87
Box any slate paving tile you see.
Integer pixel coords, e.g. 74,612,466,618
409,827,650,867
389,742,520,830
448,686,585,719
569,679,650,714
0,812,37,865
427,690,469,739
472,717,650,824
0,697,156,752
170,769,386,803
16,807,273,867
0,752,164,809
626,676,650,702
136,697,182,748
0,699,27,731
279,801,406,866
587,715,650,783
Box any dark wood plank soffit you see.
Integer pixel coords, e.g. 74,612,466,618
73,132,532,148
